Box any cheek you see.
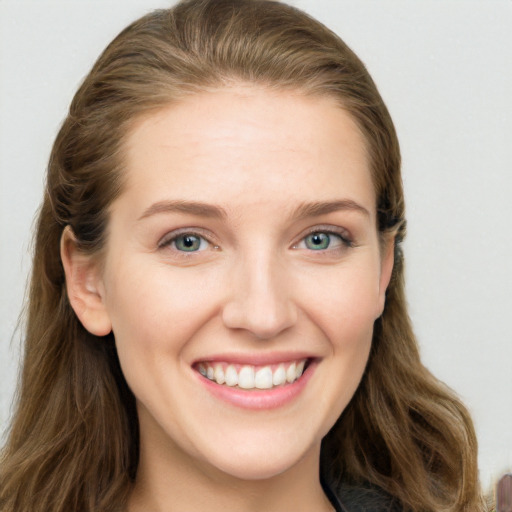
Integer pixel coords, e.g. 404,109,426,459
309,285,375,437
300,262,381,343
103,260,222,356
102,262,222,419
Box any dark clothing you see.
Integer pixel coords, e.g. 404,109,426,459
322,478,403,512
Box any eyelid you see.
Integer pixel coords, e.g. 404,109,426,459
156,224,353,252
157,227,219,250
292,224,354,249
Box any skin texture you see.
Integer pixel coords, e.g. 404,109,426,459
62,86,394,512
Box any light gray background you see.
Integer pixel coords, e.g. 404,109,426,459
1,0,511,490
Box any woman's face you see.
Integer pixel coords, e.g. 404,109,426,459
90,86,393,480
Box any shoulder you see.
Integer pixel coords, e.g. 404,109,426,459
338,483,403,512
323,479,404,512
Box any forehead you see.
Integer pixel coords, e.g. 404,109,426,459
117,86,374,219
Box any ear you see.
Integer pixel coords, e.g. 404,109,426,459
376,234,395,318
60,226,112,336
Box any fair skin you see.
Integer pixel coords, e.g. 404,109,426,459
62,86,394,512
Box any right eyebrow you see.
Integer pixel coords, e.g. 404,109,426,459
137,200,227,221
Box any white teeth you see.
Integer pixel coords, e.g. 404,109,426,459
296,360,305,378
198,359,308,389
225,365,238,387
286,362,297,383
238,366,255,389
272,364,286,386
214,364,225,385
254,366,273,389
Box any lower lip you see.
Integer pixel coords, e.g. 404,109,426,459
196,361,317,410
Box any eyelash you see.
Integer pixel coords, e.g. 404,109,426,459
157,226,354,255
292,227,354,253
157,228,218,254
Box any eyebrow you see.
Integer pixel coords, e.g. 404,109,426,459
291,199,370,221
138,198,370,222
138,200,227,221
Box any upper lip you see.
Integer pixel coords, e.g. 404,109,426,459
192,351,317,366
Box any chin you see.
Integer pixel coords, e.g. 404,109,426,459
198,434,321,482
210,455,303,481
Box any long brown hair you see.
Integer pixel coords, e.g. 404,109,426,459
0,1,485,510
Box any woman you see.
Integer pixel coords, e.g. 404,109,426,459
0,0,486,510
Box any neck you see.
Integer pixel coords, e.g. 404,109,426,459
128,417,333,512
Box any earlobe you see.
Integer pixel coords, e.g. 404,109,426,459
60,226,112,336
376,235,395,318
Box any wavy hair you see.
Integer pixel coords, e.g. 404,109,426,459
0,1,485,510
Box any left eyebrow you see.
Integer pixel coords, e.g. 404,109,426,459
290,199,371,221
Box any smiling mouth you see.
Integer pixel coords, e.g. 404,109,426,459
195,359,309,390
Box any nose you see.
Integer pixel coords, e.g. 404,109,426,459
221,252,297,340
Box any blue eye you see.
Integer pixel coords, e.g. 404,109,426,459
304,232,332,250
298,231,347,251
172,234,207,252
